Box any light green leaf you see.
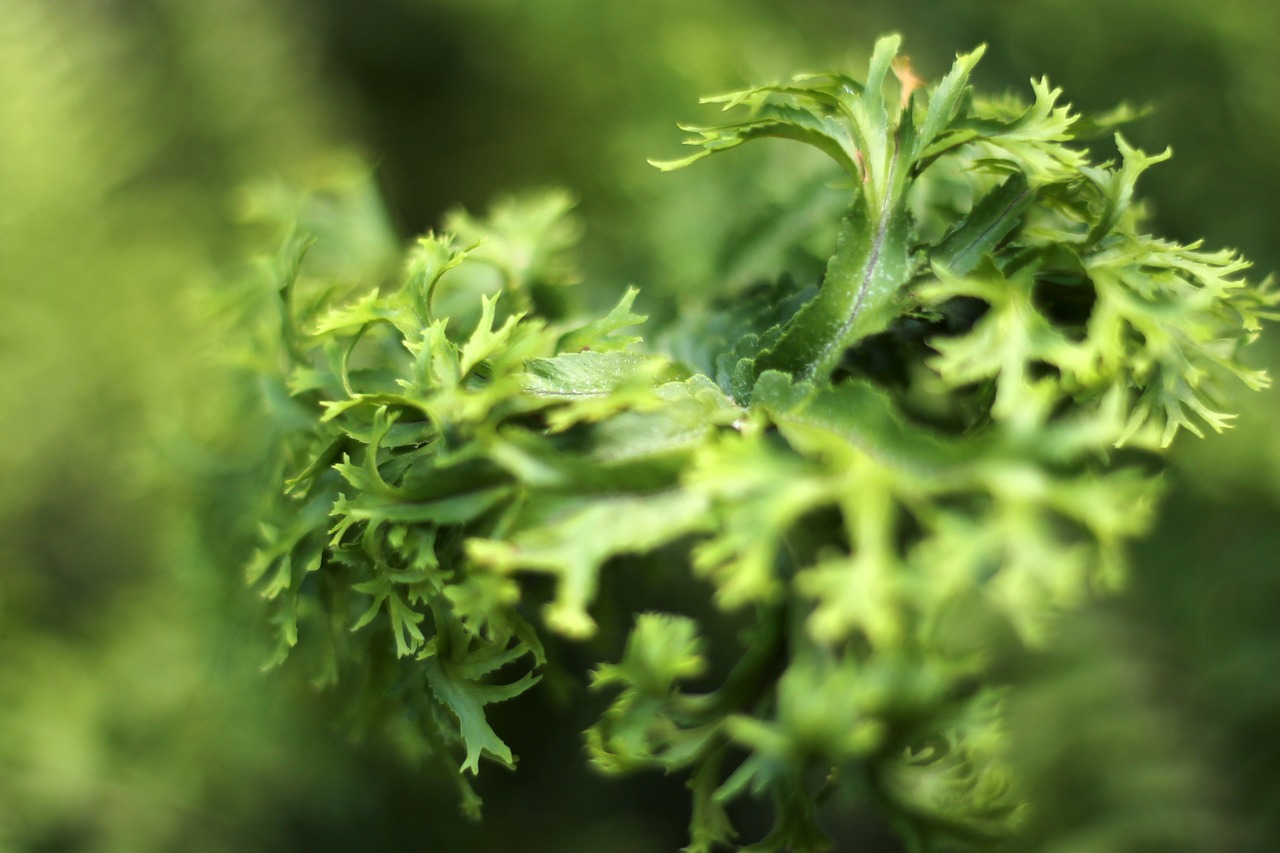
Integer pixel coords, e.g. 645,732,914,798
593,612,708,696
557,286,646,352
444,189,581,291
423,656,538,774
459,293,524,377
467,491,713,637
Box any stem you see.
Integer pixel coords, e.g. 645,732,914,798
754,142,912,383
682,600,789,726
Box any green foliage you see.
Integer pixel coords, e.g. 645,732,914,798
246,37,1276,851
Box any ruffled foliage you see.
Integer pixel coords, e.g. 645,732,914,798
245,37,1276,851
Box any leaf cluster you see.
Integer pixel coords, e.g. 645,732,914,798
244,37,1276,850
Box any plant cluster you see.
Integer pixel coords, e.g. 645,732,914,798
244,36,1276,850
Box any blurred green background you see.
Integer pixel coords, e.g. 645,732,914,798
1,1,1277,850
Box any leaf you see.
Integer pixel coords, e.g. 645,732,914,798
687,430,839,608
522,351,664,398
967,77,1085,186
330,486,512,540
459,292,524,377
651,36,916,190
587,613,720,777
1083,134,1172,244
919,258,1095,431
405,232,472,322
423,656,539,774
585,375,743,463
522,350,678,431
312,288,412,338
913,44,986,162
444,190,581,291
351,573,426,656
593,612,708,697
557,286,646,352
930,173,1033,275
467,491,714,637
651,107,861,182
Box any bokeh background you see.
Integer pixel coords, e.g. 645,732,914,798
1,1,1277,850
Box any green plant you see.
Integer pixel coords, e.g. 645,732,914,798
244,36,1277,851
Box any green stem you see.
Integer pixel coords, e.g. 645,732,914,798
754,145,912,383
682,601,789,726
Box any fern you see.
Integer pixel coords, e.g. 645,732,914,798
244,37,1277,850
